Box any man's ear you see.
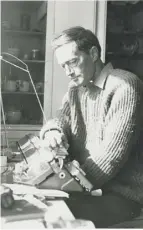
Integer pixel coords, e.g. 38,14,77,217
89,46,98,62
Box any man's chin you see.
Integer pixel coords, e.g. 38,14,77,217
68,80,82,88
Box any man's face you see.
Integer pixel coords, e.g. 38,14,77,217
55,41,96,87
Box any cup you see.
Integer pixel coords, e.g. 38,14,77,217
35,82,44,93
6,110,21,124
0,155,7,174
23,53,29,60
18,80,30,92
5,80,16,92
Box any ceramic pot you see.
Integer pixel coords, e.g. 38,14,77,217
6,110,21,124
7,48,20,57
19,81,30,92
5,80,16,92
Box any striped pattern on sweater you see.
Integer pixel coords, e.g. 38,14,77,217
41,65,143,204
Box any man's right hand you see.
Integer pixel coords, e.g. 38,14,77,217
40,130,69,151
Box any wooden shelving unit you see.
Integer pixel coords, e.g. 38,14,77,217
106,52,143,60
1,91,44,95
3,58,45,63
106,1,143,80
107,31,143,37
3,29,45,36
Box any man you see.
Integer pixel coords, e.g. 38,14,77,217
40,26,143,227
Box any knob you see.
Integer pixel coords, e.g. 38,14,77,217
72,160,80,169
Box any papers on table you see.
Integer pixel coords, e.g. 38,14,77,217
2,183,69,198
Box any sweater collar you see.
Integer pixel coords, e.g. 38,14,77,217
93,62,113,89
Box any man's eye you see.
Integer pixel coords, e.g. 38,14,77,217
61,59,78,70
68,60,78,68
61,64,65,69
69,59,77,65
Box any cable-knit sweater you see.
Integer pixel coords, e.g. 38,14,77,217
40,63,143,204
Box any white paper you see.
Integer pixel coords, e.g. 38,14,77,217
2,183,69,198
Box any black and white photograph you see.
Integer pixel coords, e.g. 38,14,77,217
1,0,143,228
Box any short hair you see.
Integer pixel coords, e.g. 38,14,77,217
52,26,101,57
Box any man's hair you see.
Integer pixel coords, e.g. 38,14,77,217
52,26,101,57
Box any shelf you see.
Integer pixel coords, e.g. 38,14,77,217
1,124,42,131
106,52,143,60
1,58,45,64
8,59,45,63
107,31,143,37
3,29,45,36
2,91,44,95
22,60,45,63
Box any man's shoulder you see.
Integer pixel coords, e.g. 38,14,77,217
108,68,139,83
106,68,143,90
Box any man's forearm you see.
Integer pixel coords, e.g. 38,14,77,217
40,94,71,140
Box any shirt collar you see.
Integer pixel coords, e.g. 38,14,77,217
93,63,113,89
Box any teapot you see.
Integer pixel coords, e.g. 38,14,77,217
16,80,30,92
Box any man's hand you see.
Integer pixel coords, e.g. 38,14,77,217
40,130,69,151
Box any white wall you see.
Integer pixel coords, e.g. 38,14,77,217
54,1,96,33
52,0,97,117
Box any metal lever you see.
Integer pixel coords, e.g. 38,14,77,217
1,52,47,124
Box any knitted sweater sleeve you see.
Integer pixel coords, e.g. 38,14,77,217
39,92,71,139
82,81,142,188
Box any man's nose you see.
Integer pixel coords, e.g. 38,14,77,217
65,64,74,76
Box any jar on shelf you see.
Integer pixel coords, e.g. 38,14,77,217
20,14,31,31
31,49,40,60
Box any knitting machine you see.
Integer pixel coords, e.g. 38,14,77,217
13,134,93,193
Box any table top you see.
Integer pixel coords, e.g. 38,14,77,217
2,197,75,229
1,159,100,229
1,163,75,229
1,192,75,229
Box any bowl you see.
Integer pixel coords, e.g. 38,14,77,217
6,110,21,124
4,80,17,92
7,48,20,57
